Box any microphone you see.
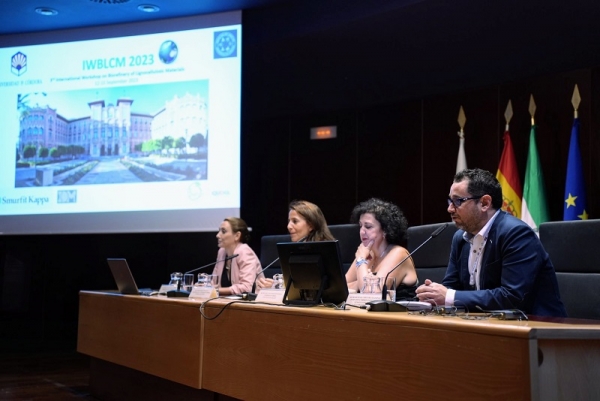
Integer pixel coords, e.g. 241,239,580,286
366,223,448,312
254,257,280,284
167,254,238,298
243,257,280,301
185,254,238,275
241,236,306,300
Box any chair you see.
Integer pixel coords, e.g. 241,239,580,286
539,219,600,320
407,222,457,284
328,224,360,273
258,224,360,278
259,234,290,278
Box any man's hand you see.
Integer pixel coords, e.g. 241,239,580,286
415,279,448,306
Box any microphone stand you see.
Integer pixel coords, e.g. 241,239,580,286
366,223,448,312
185,254,239,275
243,235,307,300
166,254,239,298
243,257,280,301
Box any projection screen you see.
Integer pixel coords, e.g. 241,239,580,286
0,12,241,235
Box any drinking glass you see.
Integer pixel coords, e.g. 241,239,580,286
183,273,194,292
211,274,220,297
386,277,396,302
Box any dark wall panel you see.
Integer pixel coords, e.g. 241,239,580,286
356,101,422,229
241,117,292,242
420,86,500,224
288,113,358,226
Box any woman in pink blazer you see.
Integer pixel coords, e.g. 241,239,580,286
212,217,263,295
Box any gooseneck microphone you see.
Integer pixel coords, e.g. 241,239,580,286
255,257,280,283
185,254,239,275
366,223,448,312
167,254,239,298
243,235,307,300
243,257,280,300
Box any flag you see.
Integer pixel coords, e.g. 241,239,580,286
522,125,549,231
496,130,522,218
564,118,588,220
456,132,467,173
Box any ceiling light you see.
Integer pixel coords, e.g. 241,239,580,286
138,4,160,13
35,7,58,16
89,0,131,3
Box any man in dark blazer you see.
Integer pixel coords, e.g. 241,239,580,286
416,168,567,317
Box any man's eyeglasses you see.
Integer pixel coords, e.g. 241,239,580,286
447,196,482,208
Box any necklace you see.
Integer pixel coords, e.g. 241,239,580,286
371,244,391,273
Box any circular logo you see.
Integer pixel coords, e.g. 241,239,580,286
158,40,178,64
215,32,237,58
188,182,203,201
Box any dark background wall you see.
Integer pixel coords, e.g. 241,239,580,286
2,1,600,350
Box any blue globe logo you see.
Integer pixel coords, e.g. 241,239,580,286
158,40,178,64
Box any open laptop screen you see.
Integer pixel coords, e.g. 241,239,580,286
107,258,142,295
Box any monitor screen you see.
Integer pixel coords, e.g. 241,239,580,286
0,12,241,235
277,240,349,306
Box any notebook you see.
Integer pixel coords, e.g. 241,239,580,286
107,258,153,296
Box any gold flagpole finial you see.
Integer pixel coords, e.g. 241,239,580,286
528,95,536,126
457,106,466,138
504,100,513,130
572,84,581,119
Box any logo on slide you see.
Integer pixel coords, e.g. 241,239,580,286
11,52,27,76
57,190,77,204
214,30,237,59
158,40,179,64
187,182,203,201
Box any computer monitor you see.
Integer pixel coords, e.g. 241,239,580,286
277,240,349,306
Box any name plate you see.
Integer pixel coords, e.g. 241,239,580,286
189,286,218,299
255,288,285,304
159,284,177,294
346,292,382,306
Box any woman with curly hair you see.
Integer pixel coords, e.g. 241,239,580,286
345,198,418,299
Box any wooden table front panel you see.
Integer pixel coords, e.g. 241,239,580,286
201,303,532,400
77,291,204,388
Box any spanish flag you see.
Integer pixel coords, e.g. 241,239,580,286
496,130,522,218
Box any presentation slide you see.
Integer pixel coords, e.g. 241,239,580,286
0,13,241,235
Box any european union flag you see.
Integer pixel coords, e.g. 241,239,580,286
564,118,588,220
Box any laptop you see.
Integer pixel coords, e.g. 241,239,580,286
107,258,153,296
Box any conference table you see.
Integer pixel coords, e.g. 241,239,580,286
77,291,600,400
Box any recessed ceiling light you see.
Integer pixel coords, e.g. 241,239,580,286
35,7,58,16
89,0,131,3
138,4,160,13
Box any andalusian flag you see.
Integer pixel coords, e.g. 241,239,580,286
522,125,549,231
564,118,588,220
496,130,522,218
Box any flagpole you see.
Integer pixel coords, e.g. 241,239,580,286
496,100,522,218
522,94,549,232
456,106,467,173
564,84,588,220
